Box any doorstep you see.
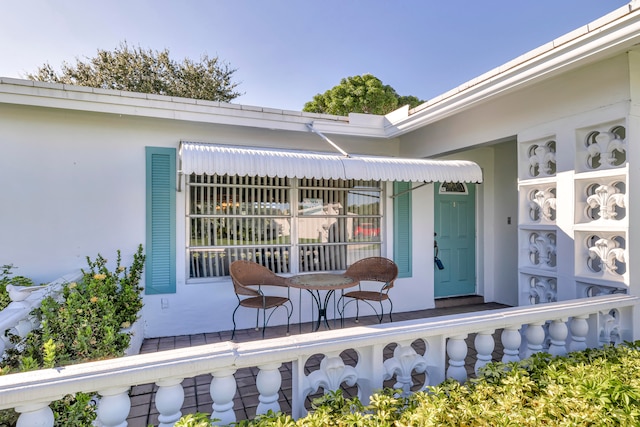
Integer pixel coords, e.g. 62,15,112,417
435,295,484,308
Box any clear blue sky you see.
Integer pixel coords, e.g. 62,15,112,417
0,0,630,111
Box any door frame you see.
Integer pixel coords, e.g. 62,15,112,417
433,182,477,298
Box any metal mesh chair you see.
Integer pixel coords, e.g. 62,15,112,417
338,257,399,323
230,260,293,339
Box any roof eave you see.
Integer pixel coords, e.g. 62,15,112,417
0,76,390,137
384,1,640,137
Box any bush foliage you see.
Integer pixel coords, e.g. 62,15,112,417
0,246,145,426
180,341,640,426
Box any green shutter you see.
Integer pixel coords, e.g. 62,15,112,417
145,147,176,294
393,182,412,278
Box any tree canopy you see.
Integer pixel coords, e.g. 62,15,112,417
26,41,242,102
303,74,424,116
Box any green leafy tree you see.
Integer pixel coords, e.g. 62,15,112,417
303,74,424,116
26,41,242,102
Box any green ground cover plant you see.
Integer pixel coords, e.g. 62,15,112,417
178,341,640,426
0,245,145,426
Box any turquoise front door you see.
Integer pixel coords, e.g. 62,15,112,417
434,182,476,298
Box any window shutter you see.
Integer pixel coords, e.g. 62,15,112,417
146,147,176,294
393,182,412,278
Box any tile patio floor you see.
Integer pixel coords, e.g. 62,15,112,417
128,302,507,426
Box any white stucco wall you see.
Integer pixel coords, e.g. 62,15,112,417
398,52,634,309
0,100,440,337
1,46,636,337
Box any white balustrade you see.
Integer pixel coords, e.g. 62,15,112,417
355,343,385,403
156,378,185,427
383,340,428,396
474,330,495,375
0,294,637,427
446,335,468,382
599,309,622,346
305,352,358,395
15,402,54,427
0,271,82,360
569,315,589,352
96,387,131,427
210,368,237,426
524,322,546,359
548,318,569,356
501,326,522,363
256,363,282,415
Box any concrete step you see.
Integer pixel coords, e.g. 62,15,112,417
435,295,485,308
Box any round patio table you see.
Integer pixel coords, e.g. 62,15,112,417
286,273,359,331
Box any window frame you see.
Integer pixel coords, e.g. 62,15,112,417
185,174,384,282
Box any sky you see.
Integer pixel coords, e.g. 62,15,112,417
0,0,631,112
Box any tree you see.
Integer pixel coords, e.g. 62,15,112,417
26,41,242,102
303,74,424,116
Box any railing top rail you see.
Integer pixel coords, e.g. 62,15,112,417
234,294,640,364
0,294,637,409
0,271,82,333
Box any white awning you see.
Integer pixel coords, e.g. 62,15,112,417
179,142,483,183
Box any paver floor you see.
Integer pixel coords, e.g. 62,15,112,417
128,302,507,426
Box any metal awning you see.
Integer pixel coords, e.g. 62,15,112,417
179,142,483,183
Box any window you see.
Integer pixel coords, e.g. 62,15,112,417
187,174,382,278
439,182,468,194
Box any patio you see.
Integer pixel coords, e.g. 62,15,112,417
128,299,507,426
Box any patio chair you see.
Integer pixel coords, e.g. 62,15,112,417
230,260,293,339
338,257,399,323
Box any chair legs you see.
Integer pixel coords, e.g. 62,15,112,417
337,297,392,324
232,301,293,340
231,303,241,339
262,302,293,338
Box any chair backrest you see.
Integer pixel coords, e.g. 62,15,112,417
345,257,399,290
229,260,288,297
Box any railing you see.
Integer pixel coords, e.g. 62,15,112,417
0,271,82,358
0,294,638,426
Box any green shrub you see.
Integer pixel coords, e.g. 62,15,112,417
0,246,145,426
177,341,640,426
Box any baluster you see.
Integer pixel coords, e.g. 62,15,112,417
211,368,237,426
548,318,568,356
383,340,428,396
599,309,621,347
15,402,54,427
357,343,385,404
501,327,521,363
306,352,358,395
569,315,590,352
524,322,546,359
155,378,184,427
96,387,131,427
446,335,468,383
474,330,495,375
256,363,282,415
10,318,34,339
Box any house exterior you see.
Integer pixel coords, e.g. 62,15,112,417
1,1,639,340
